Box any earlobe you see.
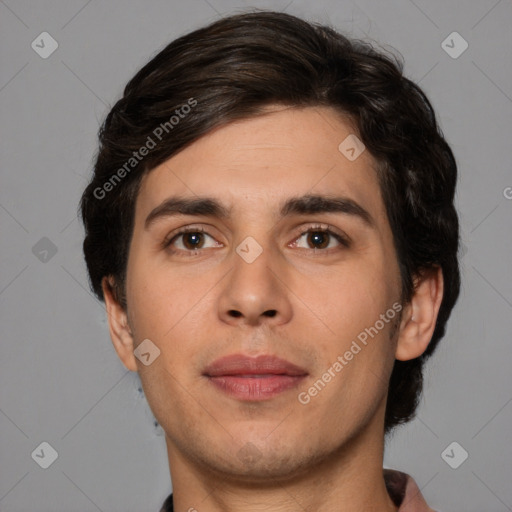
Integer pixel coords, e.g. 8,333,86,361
102,276,138,372
395,267,444,361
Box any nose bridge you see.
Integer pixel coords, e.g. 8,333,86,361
230,206,279,271
217,226,292,326
231,229,279,296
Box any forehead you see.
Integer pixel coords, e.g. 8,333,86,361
135,105,385,222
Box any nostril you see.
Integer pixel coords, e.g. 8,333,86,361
229,310,242,317
264,310,277,317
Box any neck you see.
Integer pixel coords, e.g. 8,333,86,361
165,403,398,512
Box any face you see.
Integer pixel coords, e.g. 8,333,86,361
114,106,405,481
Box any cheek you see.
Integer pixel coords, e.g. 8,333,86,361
126,250,191,339
314,263,393,332
126,255,216,379
309,312,399,420
304,257,399,395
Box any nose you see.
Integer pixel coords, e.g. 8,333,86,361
217,239,293,327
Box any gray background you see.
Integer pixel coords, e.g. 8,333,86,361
1,0,511,511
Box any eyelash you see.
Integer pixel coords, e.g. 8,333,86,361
162,224,350,257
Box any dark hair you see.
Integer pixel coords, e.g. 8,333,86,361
79,10,460,433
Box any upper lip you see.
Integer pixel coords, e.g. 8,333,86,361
203,354,308,377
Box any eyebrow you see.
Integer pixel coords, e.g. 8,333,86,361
144,194,374,229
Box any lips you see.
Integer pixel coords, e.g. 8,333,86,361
203,354,308,401
203,354,308,377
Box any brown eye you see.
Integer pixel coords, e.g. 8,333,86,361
293,227,349,251
305,231,330,249
164,227,220,255
180,232,206,250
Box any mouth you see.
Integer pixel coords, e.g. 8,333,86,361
203,354,308,401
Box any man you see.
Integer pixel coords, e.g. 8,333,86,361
80,11,459,511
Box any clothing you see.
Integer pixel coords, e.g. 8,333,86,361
159,469,436,511
383,469,437,511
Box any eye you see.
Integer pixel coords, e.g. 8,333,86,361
291,225,350,251
162,224,350,257
163,227,221,255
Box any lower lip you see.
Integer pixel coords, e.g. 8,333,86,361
207,375,307,401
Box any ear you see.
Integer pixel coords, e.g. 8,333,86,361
395,267,444,361
102,276,138,372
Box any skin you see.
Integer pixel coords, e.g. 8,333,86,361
102,105,443,512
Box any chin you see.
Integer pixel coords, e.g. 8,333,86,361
212,451,313,483
203,433,327,481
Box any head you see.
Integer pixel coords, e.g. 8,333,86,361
80,10,459,477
